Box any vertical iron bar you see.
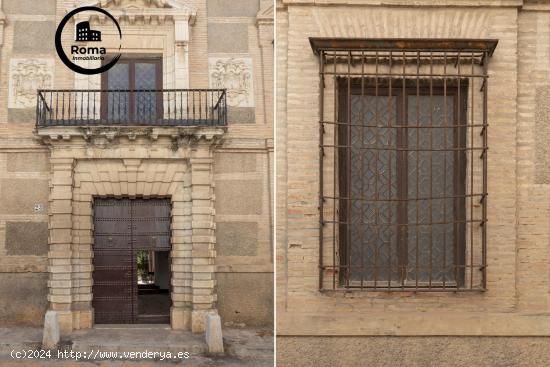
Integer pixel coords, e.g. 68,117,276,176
444,52,454,288
55,91,59,123
402,50,407,290
482,52,488,290
61,92,65,124
204,90,208,126
332,51,337,290
36,92,40,127
388,50,393,291
456,51,464,289
168,89,171,122
346,52,352,288
374,51,379,288
360,50,365,290
117,91,121,124
417,51,422,290
67,92,71,124
470,52,475,290
319,51,325,290
429,51,436,289
49,92,53,124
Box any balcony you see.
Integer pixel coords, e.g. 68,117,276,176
36,89,227,127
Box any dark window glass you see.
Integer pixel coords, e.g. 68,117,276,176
339,84,466,286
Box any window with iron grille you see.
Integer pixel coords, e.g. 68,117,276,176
312,39,497,291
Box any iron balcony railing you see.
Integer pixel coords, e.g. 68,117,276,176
36,89,227,127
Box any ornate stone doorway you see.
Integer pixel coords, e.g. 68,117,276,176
37,128,225,334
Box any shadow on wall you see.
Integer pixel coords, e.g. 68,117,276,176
0,273,48,326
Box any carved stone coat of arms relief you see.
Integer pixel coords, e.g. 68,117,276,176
9,59,54,109
209,57,254,108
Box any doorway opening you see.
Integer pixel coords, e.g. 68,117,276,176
92,198,172,324
137,250,171,323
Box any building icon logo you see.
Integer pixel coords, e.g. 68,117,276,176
76,21,101,42
55,6,122,75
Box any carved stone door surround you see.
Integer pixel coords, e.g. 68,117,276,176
37,126,224,334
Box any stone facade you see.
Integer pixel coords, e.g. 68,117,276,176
277,0,550,364
0,0,273,334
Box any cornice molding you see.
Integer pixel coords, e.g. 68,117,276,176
73,0,197,25
35,126,226,148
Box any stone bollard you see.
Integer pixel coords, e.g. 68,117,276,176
42,310,60,350
205,313,224,354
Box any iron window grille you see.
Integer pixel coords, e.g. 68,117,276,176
312,38,497,291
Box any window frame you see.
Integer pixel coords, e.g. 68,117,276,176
337,81,469,289
100,56,163,124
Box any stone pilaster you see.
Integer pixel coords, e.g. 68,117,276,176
171,167,193,330
47,156,75,335
190,140,218,333
257,4,274,126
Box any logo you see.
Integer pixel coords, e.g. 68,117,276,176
75,21,102,42
55,6,122,75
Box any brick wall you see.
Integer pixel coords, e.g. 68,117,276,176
0,0,273,328
277,0,550,341
0,0,54,326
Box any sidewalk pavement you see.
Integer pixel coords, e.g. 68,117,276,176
0,326,273,366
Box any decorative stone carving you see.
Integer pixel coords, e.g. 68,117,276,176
9,59,54,109
36,126,226,148
209,57,254,108
75,0,197,25
0,5,6,47
86,0,183,8
256,4,274,26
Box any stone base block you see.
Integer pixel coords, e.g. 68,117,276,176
206,313,224,354
42,311,60,350
171,307,192,330
73,309,93,330
192,310,211,333
57,310,73,335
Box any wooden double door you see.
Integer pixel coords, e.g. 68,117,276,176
92,198,171,324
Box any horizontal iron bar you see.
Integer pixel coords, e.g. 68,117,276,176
321,120,488,129
310,38,498,56
319,287,486,292
321,72,488,78
38,89,226,92
320,144,488,152
322,219,487,226
323,193,487,202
